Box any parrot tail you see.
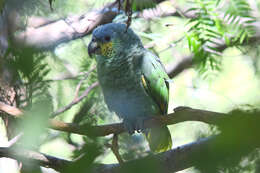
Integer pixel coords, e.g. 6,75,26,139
145,126,172,153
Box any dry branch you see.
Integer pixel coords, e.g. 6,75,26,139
1,103,260,173
166,55,193,78
0,147,71,171
0,101,226,137
1,127,258,173
12,0,178,50
111,134,124,164
13,5,118,50
96,136,216,173
12,2,260,78
0,137,215,173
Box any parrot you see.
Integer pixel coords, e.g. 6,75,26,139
88,23,172,153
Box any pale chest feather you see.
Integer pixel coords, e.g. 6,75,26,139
97,56,159,119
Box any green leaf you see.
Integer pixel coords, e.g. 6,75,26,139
130,0,156,11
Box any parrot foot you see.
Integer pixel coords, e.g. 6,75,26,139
123,117,147,134
135,116,147,133
123,119,135,134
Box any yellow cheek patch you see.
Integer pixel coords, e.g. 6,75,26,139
100,42,115,58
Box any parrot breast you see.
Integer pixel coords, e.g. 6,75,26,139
96,52,160,123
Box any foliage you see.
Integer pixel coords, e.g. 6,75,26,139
186,0,256,77
0,0,5,12
5,47,51,108
1,0,260,173
194,109,260,173
130,0,157,11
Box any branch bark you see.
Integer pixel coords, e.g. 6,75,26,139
165,55,193,78
0,102,226,137
96,136,216,173
0,137,216,173
11,0,178,50
2,126,259,173
1,103,260,173
0,147,71,171
10,1,260,78
12,5,118,50
0,137,215,173
10,1,260,79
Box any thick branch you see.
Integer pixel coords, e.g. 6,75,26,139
0,102,226,136
96,137,216,173
13,5,118,50
12,0,179,50
96,109,260,173
0,147,71,171
2,127,258,173
166,55,193,78
0,137,215,173
1,103,260,173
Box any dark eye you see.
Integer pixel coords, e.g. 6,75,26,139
104,36,111,42
92,37,96,42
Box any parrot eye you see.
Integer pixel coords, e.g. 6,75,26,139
104,36,111,42
91,37,97,42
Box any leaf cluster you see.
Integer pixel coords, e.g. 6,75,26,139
186,0,256,76
5,47,51,108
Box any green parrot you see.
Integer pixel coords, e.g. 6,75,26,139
88,23,172,152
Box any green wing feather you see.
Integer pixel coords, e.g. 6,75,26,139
141,51,170,115
141,51,172,153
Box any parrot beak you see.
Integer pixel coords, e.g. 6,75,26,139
88,39,100,58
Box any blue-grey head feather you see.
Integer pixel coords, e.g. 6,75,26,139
93,23,143,54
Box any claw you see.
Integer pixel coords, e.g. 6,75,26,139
136,116,147,133
123,117,148,134
123,119,135,134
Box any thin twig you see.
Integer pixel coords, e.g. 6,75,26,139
73,66,97,101
0,101,23,117
45,71,94,82
111,134,124,164
52,81,99,117
6,133,24,147
125,0,132,31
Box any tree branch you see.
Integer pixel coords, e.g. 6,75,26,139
95,136,216,173
1,103,260,173
0,147,71,171
0,137,216,173
0,137,215,173
111,134,124,164
11,1,260,78
10,1,260,79
2,124,259,173
165,55,193,78
165,19,260,78
0,102,226,137
95,109,260,173
11,0,175,50
12,4,118,50
52,81,99,117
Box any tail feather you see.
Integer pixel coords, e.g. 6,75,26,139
145,126,172,153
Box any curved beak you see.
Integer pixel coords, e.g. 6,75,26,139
88,40,100,58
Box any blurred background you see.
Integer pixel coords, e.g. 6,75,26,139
0,0,260,172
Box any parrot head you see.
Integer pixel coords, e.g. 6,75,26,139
88,23,143,59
